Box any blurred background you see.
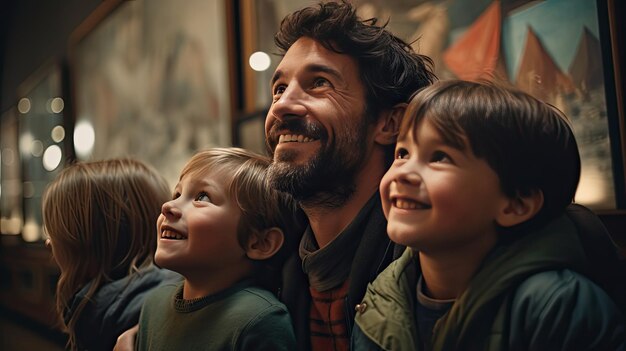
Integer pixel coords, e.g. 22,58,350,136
1,0,625,349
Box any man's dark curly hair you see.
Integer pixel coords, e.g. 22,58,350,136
275,0,437,118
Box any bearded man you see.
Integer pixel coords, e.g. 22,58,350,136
265,2,436,350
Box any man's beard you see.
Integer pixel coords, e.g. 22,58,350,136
266,116,371,209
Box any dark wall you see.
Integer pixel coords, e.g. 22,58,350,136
1,0,101,114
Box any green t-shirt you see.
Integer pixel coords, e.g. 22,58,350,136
137,280,296,350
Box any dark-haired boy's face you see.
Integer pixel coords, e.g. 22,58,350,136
265,37,372,203
381,119,505,255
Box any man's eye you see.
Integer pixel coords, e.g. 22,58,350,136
312,77,331,88
172,192,181,200
273,84,286,96
431,151,452,163
195,192,211,202
395,148,409,159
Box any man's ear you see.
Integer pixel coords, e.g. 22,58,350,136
496,190,544,227
245,227,285,261
374,103,406,146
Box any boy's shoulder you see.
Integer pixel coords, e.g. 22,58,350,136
354,248,418,332
234,286,289,312
143,280,181,305
512,269,616,309
508,269,625,348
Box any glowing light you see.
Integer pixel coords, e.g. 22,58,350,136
575,166,609,208
51,125,65,142
51,97,64,113
31,140,44,157
23,181,34,198
1,148,15,165
43,145,62,171
249,51,271,72
22,219,41,242
0,213,23,235
18,98,31,114
19,132,34,157
73,120,95,160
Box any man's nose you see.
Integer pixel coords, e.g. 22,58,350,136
270,83,308,120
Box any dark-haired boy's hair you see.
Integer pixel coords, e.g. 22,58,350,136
275,0,436,119
402,80,581,229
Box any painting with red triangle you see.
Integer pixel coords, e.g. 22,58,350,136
248,0,623,210
348,0,621,210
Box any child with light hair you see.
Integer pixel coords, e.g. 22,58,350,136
42,158,181,351
136,147,303,350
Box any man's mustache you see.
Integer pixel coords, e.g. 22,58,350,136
266,119,326,150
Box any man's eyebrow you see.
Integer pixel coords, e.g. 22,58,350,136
307,64,343,82
271,70,283,87
270,64,344,87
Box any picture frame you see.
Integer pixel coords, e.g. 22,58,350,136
233,108,269,155
238,0,315,115
68,0,233,187
241,0,625,211
602,0,626,211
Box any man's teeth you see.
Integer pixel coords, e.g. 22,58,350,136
161,231,185,239
278,134,314,143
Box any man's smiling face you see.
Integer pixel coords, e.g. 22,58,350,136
265,37,373,204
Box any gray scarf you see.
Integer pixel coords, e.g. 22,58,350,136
299,196,377,292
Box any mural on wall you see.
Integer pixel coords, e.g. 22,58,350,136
72,0,230,186
248,0,617,210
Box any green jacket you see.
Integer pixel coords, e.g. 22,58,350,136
353,215,625,350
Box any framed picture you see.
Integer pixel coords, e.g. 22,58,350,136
242,0,625,210
234,108,269,155
238,0,316,114
68,0,232,186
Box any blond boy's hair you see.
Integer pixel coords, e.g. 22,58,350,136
180,148,304,279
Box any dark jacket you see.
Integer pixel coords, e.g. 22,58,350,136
280,194,400,351
66,265,181,351
353,215,625,351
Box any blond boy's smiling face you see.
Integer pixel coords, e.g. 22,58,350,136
380,119,508,255
155,169,247,278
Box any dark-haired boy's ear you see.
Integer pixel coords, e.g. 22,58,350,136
374,103,407,146
496,190,544,227
245,227,285,261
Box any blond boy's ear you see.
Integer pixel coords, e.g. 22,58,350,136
374,102,407,146
496,190,544,227
245,227,284,261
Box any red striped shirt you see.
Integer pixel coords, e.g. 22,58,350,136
309,280,350,351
